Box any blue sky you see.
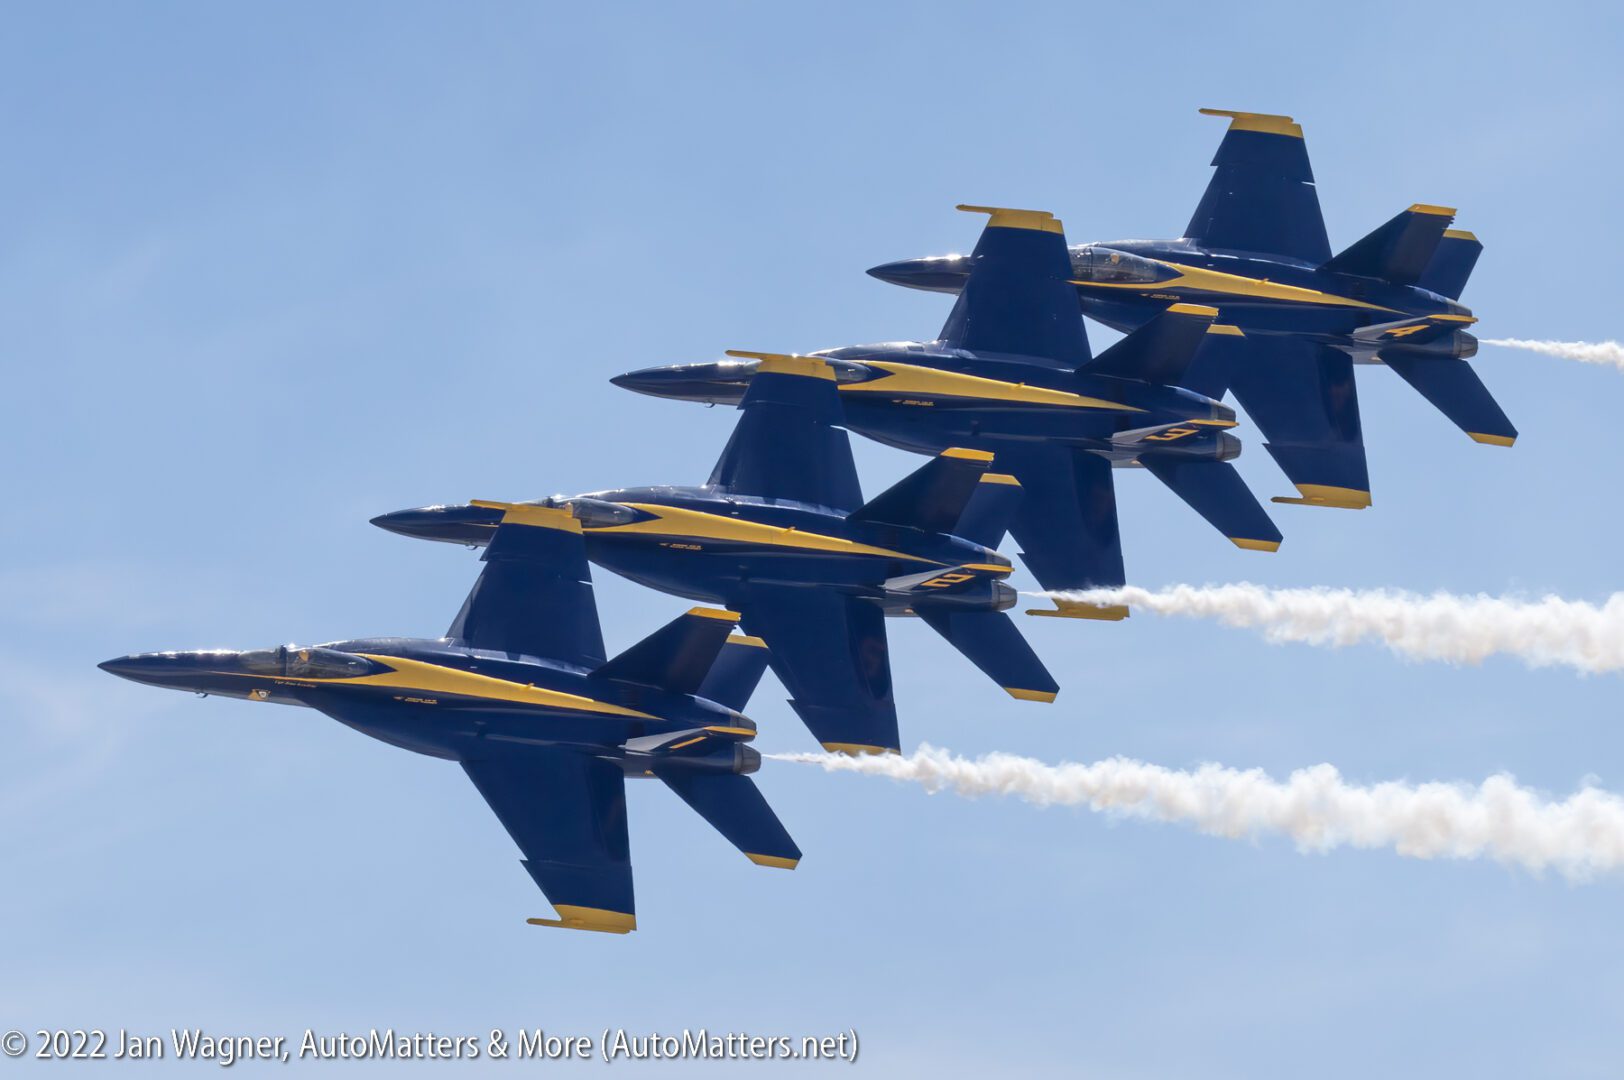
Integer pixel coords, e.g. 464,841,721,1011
4,2,1623,1075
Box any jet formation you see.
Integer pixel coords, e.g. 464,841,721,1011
103,109,1515,931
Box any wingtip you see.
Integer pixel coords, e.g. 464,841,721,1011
745,852,800,870
1025,601,1130,621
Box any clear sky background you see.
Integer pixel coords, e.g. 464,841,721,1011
4,2,1623,1076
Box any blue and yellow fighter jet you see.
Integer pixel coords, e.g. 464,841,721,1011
100,503,798,934
870,110,1512,511
374,354,1058,755
612,205,1280,618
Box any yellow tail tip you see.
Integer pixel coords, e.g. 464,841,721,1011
1468,432,1516,447
1230,537,1282,552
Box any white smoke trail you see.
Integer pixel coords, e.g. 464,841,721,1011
773,745,1624,880
1482,337,1624,371
1039,584,1624,674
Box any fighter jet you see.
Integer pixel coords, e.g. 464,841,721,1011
612,206,1281,618
870,110,1513,511
100,502,798,934
374,353,1058,755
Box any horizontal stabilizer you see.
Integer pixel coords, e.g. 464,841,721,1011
696,634,770,712
591,608,740,696
1085,303,1219,385
953,472,1023,548
1417,229,1482,300
919,608,1058,702
1322,204,1455,286
937,205,1091,367
1351,312,1477,349
849,447,993,533
1142,458,1282,551
448,502,606,668
1381,352,1517,446
659,771,801,869
1001,447,1126,616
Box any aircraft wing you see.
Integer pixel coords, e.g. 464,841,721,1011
707,352,864,511
936,205,1092,368
1185,110,1331,264
1225,337,1371,508
447,501,606,668
462,747,636,933
1001,446,1128,620
736,585,899,755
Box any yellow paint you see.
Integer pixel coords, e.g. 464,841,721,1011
1166,302,1219,318
1188,418,1239,428
723,350,835,381
1199,108,1304,138
1075,260,1398,314
1430,313,1477,324
687,607,741,622
213,654,656,719
821,742,899,756
746,853,799,870
1005,687,1058,703
703,725,756,737
528,906,636,934
1230,537,1282,552
1026,600,1130,621
981,472,1021,486
960,563,1013,574
941,447,996,462
956,204,1064,235
1408,203,1457,217
592,503,940,565
470,500,581,533
1270,484,1372,509
730,635,768,649
1206,323,1245,336
667,735,707,751
1443,229,1479,241
1468,432,1516,447
840,361,1145,412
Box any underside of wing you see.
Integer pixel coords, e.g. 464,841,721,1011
736,585,899,755
463,747,635,933
1226,338,1371,508
1185,109,1331,264
1002,446,1128,619
448,502,606,668
707,353,863,511
936,205,1092,367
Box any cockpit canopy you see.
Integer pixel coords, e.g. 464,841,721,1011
237,646,383,680
1069,245,1173,285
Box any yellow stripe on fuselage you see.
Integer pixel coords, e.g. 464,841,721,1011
209,654,658,718
1074,260,1400,314
586,503,944,565
838,361,1146,412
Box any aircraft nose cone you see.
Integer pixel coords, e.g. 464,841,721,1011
609,367,665,395
865,258,918,285
97,652,201,688
866,255,972,293
371,504,500,546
